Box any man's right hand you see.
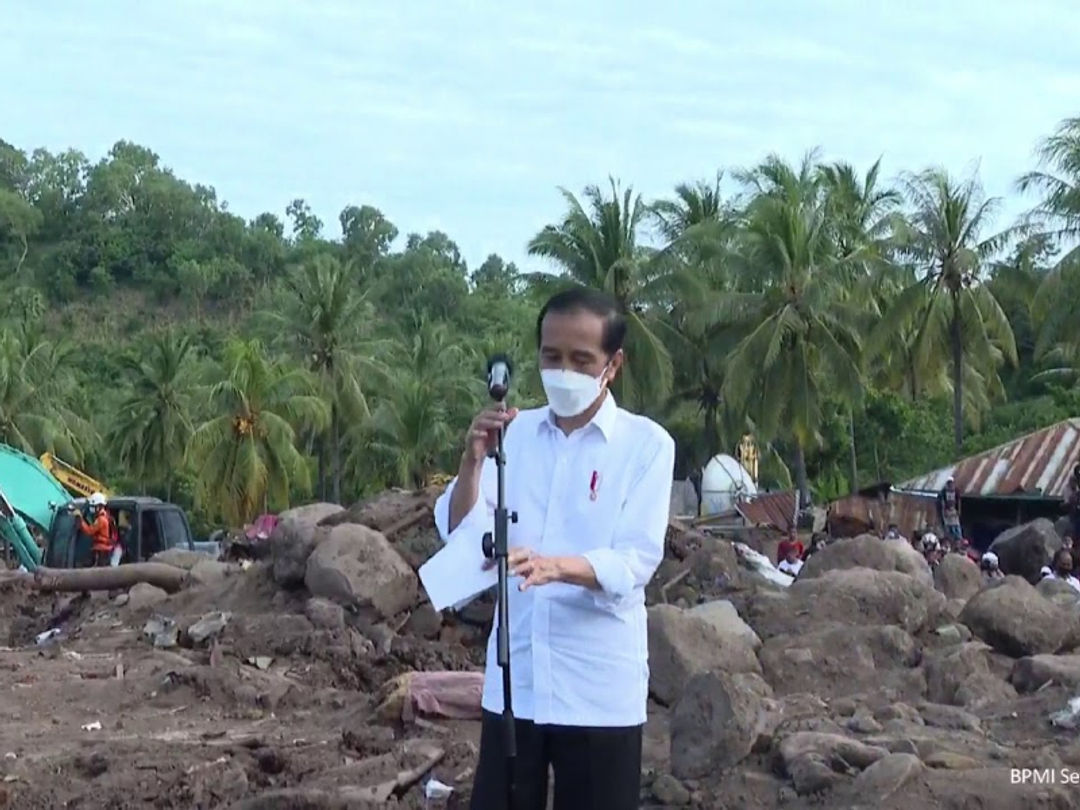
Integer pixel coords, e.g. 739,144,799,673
462,405,518,467
447,404,518,534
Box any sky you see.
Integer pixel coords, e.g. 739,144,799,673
3,0,1079,273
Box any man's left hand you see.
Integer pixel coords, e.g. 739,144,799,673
510,550,565,591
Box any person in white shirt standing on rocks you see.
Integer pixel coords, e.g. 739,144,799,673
434,286,676,810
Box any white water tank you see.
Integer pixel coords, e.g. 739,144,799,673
700,453,757,516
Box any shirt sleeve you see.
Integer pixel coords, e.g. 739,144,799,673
581,429,676,612
433,456,497,548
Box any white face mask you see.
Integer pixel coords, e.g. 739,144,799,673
540,366,609,418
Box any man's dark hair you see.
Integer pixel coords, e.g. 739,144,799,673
536,286,627,355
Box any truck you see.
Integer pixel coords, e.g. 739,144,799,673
0,445,218,570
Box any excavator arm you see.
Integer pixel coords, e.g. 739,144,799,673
0,446,74,571
39,453,112,499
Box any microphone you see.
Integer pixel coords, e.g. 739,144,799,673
487,354,512,402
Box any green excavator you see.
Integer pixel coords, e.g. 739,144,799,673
0,444,73,571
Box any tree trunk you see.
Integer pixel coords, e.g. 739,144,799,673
703,400,719,459
794,441,810,510
951,292,963,451
848,408,858,492
331,404,342,505
15,235,28,276
33,562,189,593
316,435,327,501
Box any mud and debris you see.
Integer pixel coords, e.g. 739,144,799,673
0,492,1077,808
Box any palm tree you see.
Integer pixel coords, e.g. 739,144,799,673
699,154,863,506
1017,116,1080,255
188,338,328,526
350,319,480,489
366,371,458,489
874,168,1016,450
527,178,673,408
269,254,377,503
0,325,90,459
109,331,198,499
1017,118,1080,378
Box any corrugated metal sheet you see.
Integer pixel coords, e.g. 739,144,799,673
828,490,939,539
901,418,1080,498
735,490,798,532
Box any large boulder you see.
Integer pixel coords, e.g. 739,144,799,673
799,534,933,589
1036,576,1080,608
1011,654,1080,693
933,554,983,601
319,486,441,532
745,568,946,640
270,503,345,587
304,524,417,618
647,604,761,705
670,670,778,778
959,575,1072,657
922,642,1017,708
688,599,761,650
758,624,920,700
988,519,1060,582
778,731,888,795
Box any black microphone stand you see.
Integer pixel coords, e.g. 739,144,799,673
482,418,517,809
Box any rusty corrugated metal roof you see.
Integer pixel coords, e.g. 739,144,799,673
827,489,938,539
735,490,798,532
901,418,1080,498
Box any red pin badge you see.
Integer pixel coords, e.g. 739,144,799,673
589,470,600,501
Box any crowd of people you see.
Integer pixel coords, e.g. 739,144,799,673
771,465,1080,592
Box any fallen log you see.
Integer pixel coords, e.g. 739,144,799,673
34,563,189,593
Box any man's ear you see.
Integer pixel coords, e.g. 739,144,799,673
606,349,625,382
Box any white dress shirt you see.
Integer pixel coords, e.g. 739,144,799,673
433,393,675,728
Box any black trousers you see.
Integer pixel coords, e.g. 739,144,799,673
470,709,643,810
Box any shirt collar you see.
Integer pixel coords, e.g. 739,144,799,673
540,391,618,442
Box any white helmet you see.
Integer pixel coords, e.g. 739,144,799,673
921,532,939,551
88,492,106,507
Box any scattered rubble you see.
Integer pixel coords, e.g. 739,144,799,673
0,490,1077,807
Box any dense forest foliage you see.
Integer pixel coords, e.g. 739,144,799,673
1,118,1079,534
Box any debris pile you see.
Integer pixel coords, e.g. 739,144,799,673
0,496,1078,808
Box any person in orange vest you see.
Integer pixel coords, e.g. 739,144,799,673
70,492,114,567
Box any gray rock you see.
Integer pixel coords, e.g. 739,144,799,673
847,708,883,734
651,773,691,806
849,752,922,803
758,624,920,700
304,597,345,630
988,519,1061,582
934,554,982,601
1036,576,1080,608
127,582,168,611
188,611,231,645
746,568,946,640
670,670,778,779
648,604,761,706
917,702,982,732
270,502,345,588
959,575,1072,657
799,534,933,589
304,523,417,618
923,642,1017,708
1011,654,1080,693
189,559,235,586
778,732,888,795
688,599,761,650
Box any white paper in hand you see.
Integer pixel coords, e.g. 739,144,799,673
419,538,497,611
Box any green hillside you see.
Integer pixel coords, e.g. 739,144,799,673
1,124,1078,533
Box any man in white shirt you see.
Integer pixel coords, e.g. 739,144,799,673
434,286,676,810
777,545,803,578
